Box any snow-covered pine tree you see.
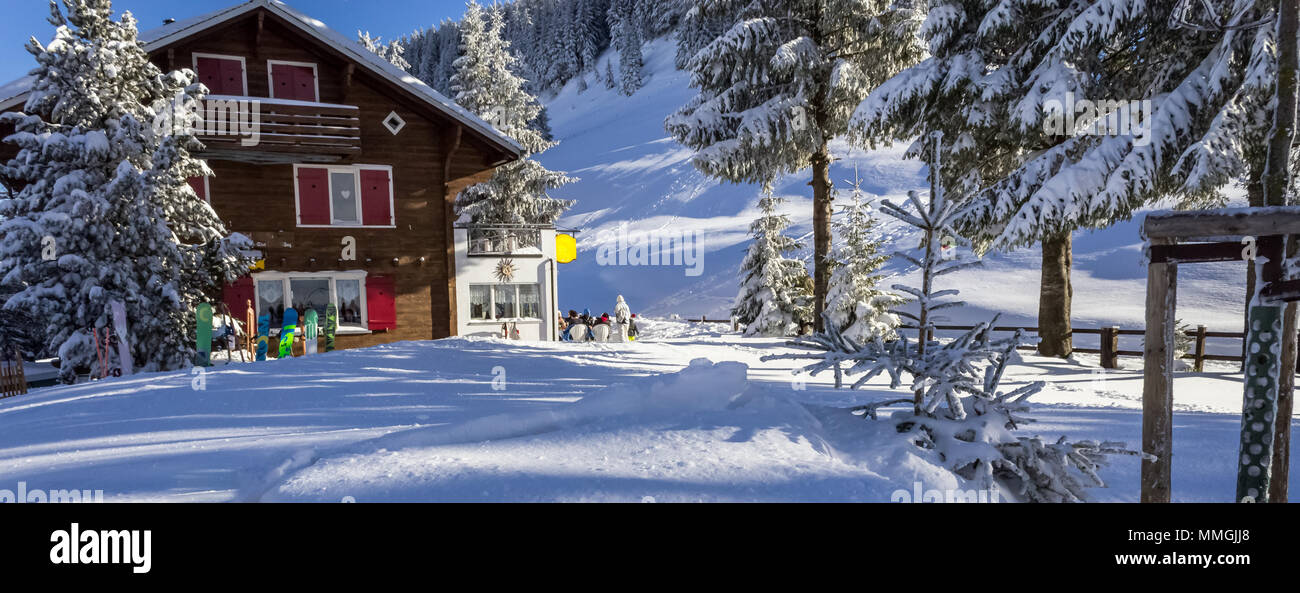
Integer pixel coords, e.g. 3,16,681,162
764,145,1143,501
666,0,924,332
825,170,902,343
853,0,1282,358
0,0,249,381
608,0,644,95
450,0,576,225
358,31,412,70
604,59,617,90
732,187,813,337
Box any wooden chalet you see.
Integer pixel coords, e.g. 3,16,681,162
0,0,527,349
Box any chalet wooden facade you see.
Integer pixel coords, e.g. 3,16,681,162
0,0,526,350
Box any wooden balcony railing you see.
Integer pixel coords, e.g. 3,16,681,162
195,97,361,163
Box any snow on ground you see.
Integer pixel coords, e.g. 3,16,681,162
0,319,1291,502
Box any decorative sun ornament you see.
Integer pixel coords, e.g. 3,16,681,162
494,258,517,282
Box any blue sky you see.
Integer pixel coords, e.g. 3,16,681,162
0,0,473,83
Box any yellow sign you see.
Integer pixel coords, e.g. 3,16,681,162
251,259,265,271
556,234,577,263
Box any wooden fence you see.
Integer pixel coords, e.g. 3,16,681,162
0,346,27,398
909,324,1252,371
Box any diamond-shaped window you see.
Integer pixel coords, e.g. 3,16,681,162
382,111,406,135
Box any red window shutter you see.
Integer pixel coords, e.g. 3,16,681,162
222,276,254,323
366,275,397,330
272,63,316,102
196,57,243,95
296,167,330,225
187,176,208,202
359,168,392,226
220,58,245,94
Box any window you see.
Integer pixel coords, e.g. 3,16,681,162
336,279,363,326
468,227,543,255
295,164,394,228
469,284,542,321
193,53,247,95
329,170,360,224
268,60,318,102
254,272,370,332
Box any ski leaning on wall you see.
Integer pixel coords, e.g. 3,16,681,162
325,304,337,352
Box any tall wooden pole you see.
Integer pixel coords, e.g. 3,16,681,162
1141,238,1178,503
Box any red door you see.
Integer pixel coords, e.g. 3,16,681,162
366,275,396,331
222,276,254,321
271,63,317,102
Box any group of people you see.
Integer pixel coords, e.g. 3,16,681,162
559,295,638,342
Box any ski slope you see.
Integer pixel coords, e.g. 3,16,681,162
0,319,1290,502
541,40,1248,340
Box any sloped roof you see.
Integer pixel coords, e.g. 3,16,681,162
0,0,523,157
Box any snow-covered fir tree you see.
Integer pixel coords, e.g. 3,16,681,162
450,0,576,224
358,30,411,70
666,0,924,332
0,0,249,382
732,188,813,337
852,0,1284,357
608,0,645,95
825,171,901,343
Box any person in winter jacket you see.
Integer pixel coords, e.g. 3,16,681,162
627,313,639,340
613,296,632,341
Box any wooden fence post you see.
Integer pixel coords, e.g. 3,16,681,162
1100,326,1119,369
1194,325,1207,373
1142,240,1177,503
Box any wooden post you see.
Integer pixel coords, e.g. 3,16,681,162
1100,326,1119,369
1271,301,1296,502
1193,325,1207,372
1142,239,1178,503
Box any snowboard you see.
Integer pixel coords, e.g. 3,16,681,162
304,309,319,355
325,303,337,352
279,308,298,359
255,313,270,361
195,303,213,367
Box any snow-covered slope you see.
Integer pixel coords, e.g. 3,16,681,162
541,39,1248,339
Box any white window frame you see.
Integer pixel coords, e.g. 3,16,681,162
267,59,320,102
191,52,248,96
468,283,542,322
293,164,395,229
252,270,370,334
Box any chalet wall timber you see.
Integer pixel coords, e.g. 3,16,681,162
0,0,526,351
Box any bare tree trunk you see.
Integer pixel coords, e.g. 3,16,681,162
1264,0,1299,503
811,146,833,332
1038,230,1073,358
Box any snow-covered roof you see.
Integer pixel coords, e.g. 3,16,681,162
0,0,523,158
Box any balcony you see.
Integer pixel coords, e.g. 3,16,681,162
195,96,361,164
465,226,544,256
